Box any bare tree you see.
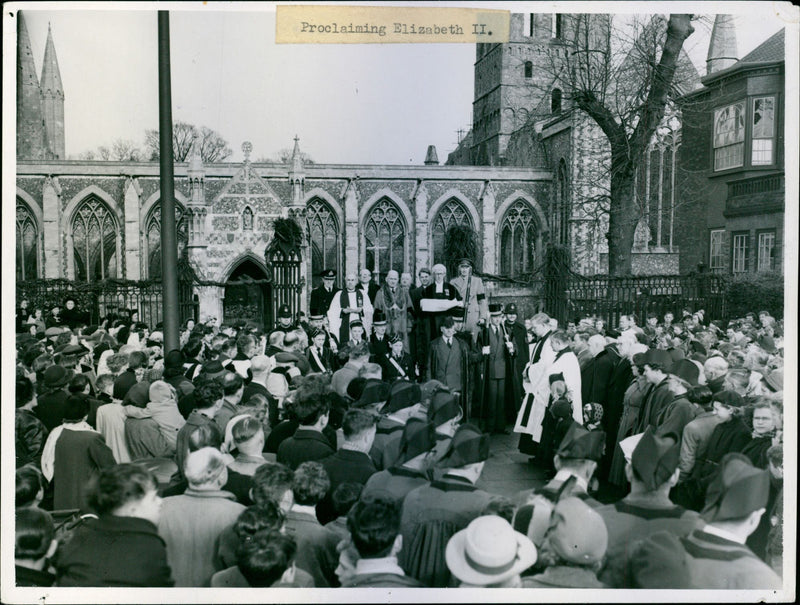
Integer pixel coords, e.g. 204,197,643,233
259,148,315,164
556,14,696,275
145,121,233,163
110,139,143,161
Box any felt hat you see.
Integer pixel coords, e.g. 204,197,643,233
354,379,391,409
701,453,770,523
670,359,700,387
378,331,400,346
346,377,368,401
763,368,783,392
382,380,421,415
643,348,673,371
44,326,63,338
164,349,184,369
446,515,537,586
428,390,462,426
504,303,518,315
397,418,437,464
436,423,489,468
277,304,292,318
546,497,608,565
420,380,448,403
712,390,745,408
632,351,647,367
688,340,707,356
488,303,503,316
42,365,73,389
372,310,387,326
61,343,89,357
556,423,605,461
631,427,680,491
320,269,336,279
200,360,228,379
457,258,473,268
666,347,685,365
62,394,90,421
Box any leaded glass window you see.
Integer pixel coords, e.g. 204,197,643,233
16,199,39,280
714,102,745,171
307,198,340,282
364,198,405,285
145,202,187,279
432,198,473,266
72,197,118,282
500,200,538,278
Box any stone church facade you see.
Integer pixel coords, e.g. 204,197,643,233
15,12,555,328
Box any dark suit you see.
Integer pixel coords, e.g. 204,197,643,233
317,449,377,524
480,323,512,432
429,336,468,393
369,334,391,368
306,346,334,374
284,509,340,587
408,285,429,379
358,282,380,305
310,284,337,316
277,428,336,470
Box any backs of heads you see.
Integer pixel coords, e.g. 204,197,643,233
194,380,224,410
252,462,295,507
184,447,227,487
15,508,55,560
292,461,329,506
16,376,35,408
342,408,378,439
332,482,363,518
550,330,571,348
16,466,45,508
347,493,401,559
288,379,330,425
232,415,263,445
188,423,223,452
182,337,204,359
234,503,286,542
237,529,297,588
221,371,244,396
88,463,157,516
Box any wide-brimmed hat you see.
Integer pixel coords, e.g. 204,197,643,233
446,515,536,586
354,379,391,409
631,427,680,491
436,423,489,468
712,390,745,409
428,390,461,426
546,497,608,565
42,365,73,389
670,359,700,387
200,360,228,379
397,418,437,464
164,349,184,369
382,380,421,415
44,326,63,338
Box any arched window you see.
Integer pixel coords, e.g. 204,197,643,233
364,198,406,285
551,88,562,113
524,61,533,78
72,196,119,283
16,199,39,280
432,198,474,266
499,200,538,278
307,198,340,281
144,202,187,279
242,206,254,231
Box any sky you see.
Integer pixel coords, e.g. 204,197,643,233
17,2,791,165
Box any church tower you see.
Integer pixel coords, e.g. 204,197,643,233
706,14,738,75
471,13,567,165
17,12,47,160
40,22,65,159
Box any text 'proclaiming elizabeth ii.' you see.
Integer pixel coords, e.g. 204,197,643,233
276,5,510,44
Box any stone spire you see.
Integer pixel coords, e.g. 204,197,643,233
40,22,65,159
289,135,305,205
706,15,738,75
17,11,46,159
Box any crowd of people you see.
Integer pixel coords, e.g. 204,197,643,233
13,264,786,590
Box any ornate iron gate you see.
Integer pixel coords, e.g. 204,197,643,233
267,247,302,325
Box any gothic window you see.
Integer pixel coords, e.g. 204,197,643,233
500,200,538,278
432,198,474,266
16,199,39,280
307,198,340,281
145,202,187,279
242,206,254,231
72,196,119,283
524,61,533,78
551,88,562,113
364,198,406,285
713,102,745,171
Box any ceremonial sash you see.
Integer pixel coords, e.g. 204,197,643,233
388,355,407,378
310,347,328,373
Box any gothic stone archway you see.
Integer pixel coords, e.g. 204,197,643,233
224,259,272,330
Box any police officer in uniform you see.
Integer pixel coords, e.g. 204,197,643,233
310,269,338,317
